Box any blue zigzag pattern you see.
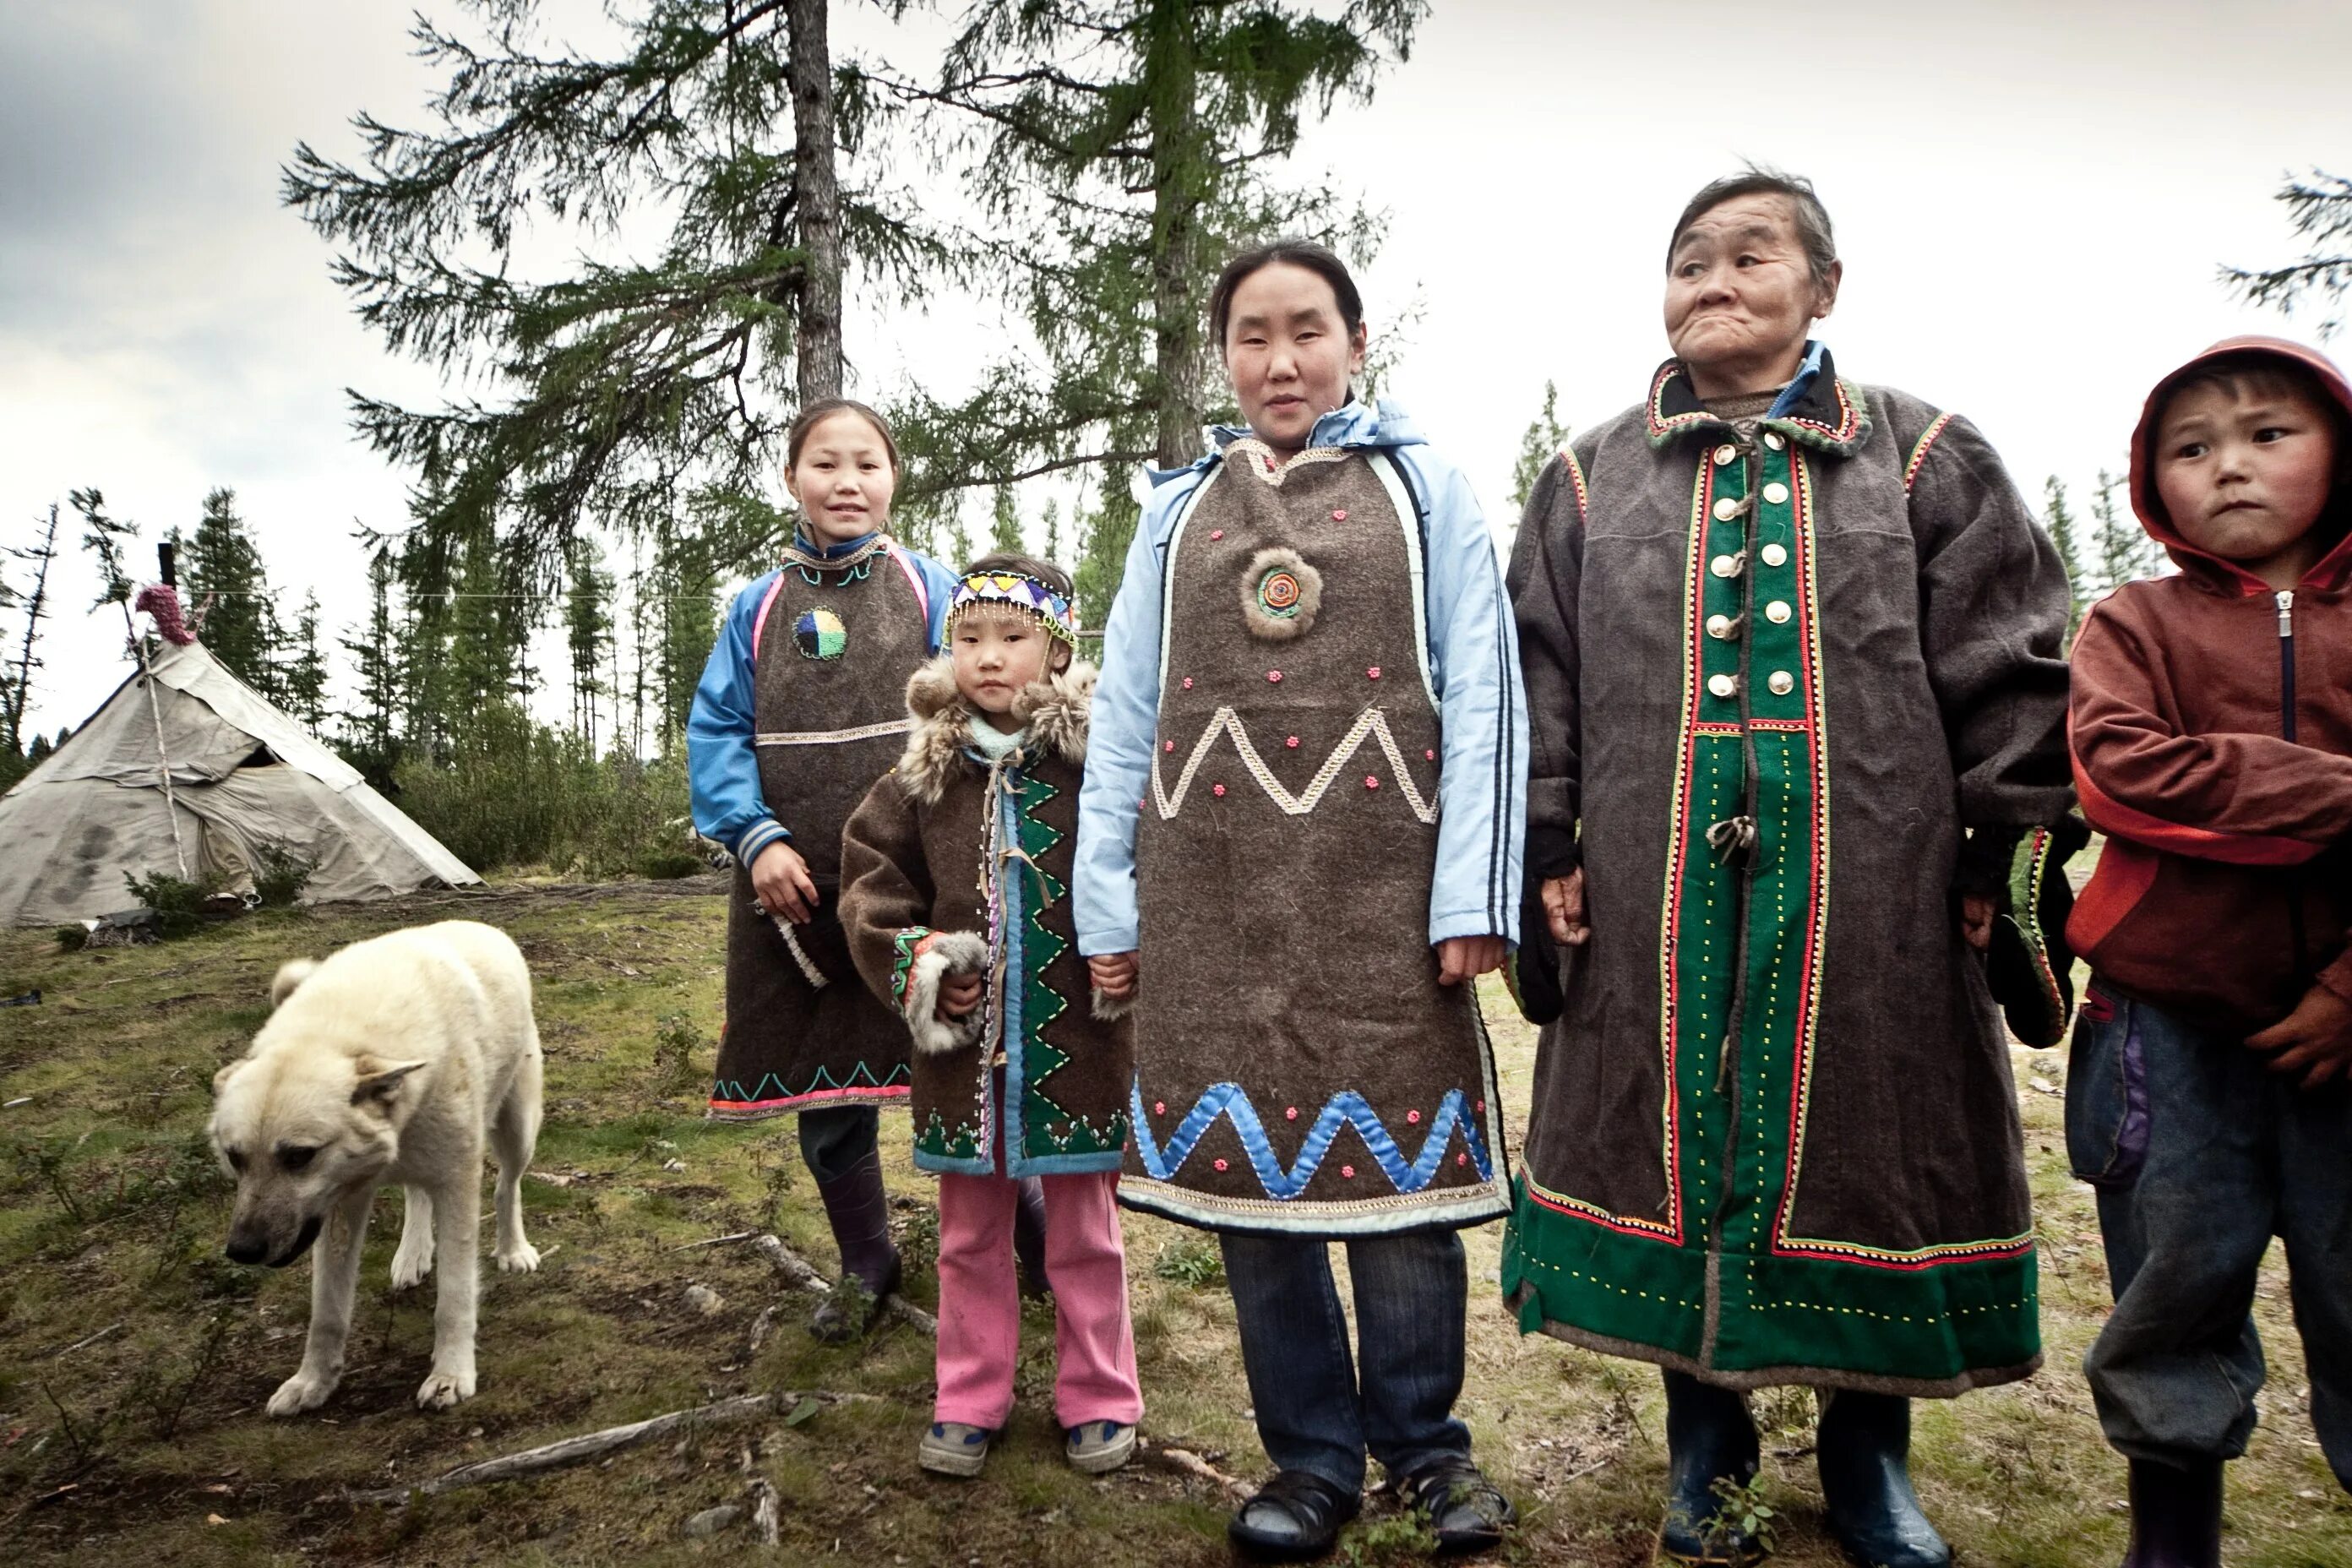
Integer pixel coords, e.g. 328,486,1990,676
1130,1081,1493,1198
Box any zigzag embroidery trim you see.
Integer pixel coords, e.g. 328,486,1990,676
1152,705,1438,824
1130,1081,1494,1198
755,718,912,747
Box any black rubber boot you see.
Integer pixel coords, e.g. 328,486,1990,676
1012,1175,1051,1299
2119,1456,2223,1568
808,1147,901,1342
1228,1470,1360,1562
1816,1391,1949,1568
1658,1370,1765,1565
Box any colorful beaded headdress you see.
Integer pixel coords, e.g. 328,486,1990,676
946,570,1081,646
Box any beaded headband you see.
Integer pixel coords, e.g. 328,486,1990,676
946,570,1081,646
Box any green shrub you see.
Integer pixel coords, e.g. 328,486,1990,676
393,702,694,877
122,868,221,939
249,842,316,906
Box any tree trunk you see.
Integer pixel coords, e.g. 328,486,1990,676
1145,0,1205,470
786,0,843,406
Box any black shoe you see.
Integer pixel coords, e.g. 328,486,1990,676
1816,1391,1949,1568
1395,1454,1516,1554
1228,1469,1361,1562
1658,1370,1765,1565
2120,1457,2222,1568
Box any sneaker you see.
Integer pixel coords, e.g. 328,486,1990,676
1065,1419,1136,1474
918,1421,992,1478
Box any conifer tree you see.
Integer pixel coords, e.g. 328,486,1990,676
2224,168,2352,337
652,528,718,756
2042,476,2088,637
282,591,332,732
564,536,618,749
2090,468,2155,594
284,0,950,575
183,488,282,697
885,0,1426,616
340,545,404,765
1509,380,1568,513
988,486,1024,555
3,503,64,756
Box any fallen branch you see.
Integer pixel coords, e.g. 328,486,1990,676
748,1476,781,1544
344,1390,879,1505
41,1321,125,1360
672,1231,760,1251
1140,1438,1252,1500
742,1233,937,1336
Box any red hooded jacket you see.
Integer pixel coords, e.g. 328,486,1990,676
2066,336,2352,1031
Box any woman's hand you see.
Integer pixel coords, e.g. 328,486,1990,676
750,841,819,924
938,972,985,1021
1089,951,1139,1002
1959,894,1996,951
1542,870,1590,946
2246,983,2352,1090
1435,936,1506,987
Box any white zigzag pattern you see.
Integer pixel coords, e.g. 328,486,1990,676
1152,705,1438,824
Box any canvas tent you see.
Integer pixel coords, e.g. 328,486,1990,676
0,637,479,924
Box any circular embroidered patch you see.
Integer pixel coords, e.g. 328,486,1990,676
1237,547,1320,642
1257,569,1304,618
793,607,847,661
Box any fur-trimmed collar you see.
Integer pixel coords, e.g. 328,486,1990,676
896,656,1096,806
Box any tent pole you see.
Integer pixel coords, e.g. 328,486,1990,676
120,597,189,879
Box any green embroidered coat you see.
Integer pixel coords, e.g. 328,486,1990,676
1502,353,2073,1395
838,660,1133,1176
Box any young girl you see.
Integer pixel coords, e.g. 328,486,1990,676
839,553,1141,1478
692,400,1054,1341
1074,243,1527,1558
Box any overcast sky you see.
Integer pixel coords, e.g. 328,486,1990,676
3,0,2346,741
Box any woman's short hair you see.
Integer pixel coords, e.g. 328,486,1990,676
1207,240,1364,350
1667,166,1838,287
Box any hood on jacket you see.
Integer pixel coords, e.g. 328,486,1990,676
2128,335,2352,596
896,656,1096,805
1149,399,1426,488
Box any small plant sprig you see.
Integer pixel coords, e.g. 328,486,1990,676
1703,1473,1778,1560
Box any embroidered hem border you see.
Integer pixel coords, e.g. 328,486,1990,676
1501,1178,2041,1386
1122,1176,1510,1238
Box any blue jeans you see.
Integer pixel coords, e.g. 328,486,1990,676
2067,982,2352,1489
1219,1228,1473,1494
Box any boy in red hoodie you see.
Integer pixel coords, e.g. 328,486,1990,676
2068,337,2352,1568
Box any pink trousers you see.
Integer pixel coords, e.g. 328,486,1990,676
934,1156,1142,1431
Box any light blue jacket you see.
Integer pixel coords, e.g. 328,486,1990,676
1074,400,1528,954
688,531,961,866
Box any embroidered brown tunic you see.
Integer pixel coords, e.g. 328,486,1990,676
838,662,1133,1175
1113,438,1511,1236
1502,355,2073,1393
709,537,933,1119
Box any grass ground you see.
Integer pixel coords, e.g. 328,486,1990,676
2,878,2346,1566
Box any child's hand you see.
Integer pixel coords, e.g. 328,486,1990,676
938,972,984,1021
1435,936,1506,987
1960,894,1996,951
1089,951,1139,1002
2246,982,2352,1089
750,841,819,924
1542,871,1590,946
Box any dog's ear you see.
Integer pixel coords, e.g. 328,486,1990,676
213,1058,245,1096
270,960,320,1010
350,1058,428,1109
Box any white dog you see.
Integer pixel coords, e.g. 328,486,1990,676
209,919,543,1415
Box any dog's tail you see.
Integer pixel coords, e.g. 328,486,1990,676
270,959,321,1009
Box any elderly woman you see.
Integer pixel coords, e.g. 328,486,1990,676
1503,169,2072,1567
